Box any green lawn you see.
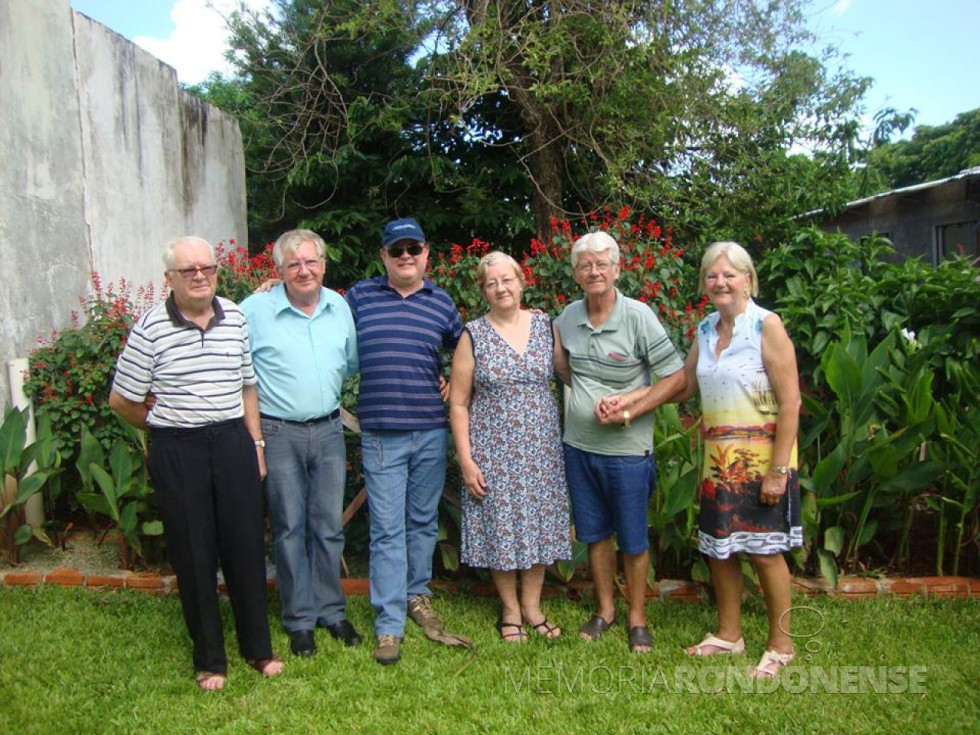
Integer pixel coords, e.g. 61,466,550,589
1,586,976,734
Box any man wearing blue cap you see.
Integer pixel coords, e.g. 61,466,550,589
345,217,472,664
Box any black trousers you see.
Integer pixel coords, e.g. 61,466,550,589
149,418,273,674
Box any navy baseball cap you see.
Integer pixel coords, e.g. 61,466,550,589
382,217,426,248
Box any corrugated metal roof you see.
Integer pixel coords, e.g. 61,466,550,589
800,166,980,219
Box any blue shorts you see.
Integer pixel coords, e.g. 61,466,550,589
563,444,656,555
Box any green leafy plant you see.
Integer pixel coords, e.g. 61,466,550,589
649,403,704,582
806,327,943,583
924,324,980,575
0,406,62,564
75,426,163,569
25,275,158,465
761,229,980,580
758,227,896,385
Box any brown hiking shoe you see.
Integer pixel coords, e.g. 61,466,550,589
373,634,401,665
407,595,444,633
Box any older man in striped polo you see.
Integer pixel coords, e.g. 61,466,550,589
109,236,283,690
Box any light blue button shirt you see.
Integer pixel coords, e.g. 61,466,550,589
241,284,358,421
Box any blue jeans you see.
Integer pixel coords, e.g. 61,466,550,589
563,444,656,555
361,428,447,637
262,414,347,633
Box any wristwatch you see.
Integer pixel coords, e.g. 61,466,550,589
622,410,632,429
772,465,791,475
254,439,266,448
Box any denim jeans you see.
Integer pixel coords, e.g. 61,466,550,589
563,444,657,555
361,428,447,637
262,414,347,632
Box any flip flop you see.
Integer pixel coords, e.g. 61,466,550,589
628,625,654,653
525,618,562,639
579,614,616,641
686,633,746,656
246,654,284,678
195,671,226,691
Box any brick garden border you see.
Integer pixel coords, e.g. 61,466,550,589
2,567,976,601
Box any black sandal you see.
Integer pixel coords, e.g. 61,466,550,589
628,625,654,653
579,614,616,641
525,618,562,638
496,619,528,643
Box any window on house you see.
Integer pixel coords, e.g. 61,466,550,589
935,220,980,262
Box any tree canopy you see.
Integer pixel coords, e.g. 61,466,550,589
192,0,883,282
857,107,980,196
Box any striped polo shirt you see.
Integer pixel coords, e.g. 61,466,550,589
345,275,462,431
554,289,684,455
111,294,256,428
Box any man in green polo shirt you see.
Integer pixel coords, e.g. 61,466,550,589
553,230,686,654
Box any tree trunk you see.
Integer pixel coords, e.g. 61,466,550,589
525,126,565,238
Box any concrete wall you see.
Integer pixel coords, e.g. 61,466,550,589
0,0,246,403
1,0,91,403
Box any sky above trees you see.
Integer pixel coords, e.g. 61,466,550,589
71,0,980,133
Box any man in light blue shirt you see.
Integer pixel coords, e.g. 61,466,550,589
241,229,360,657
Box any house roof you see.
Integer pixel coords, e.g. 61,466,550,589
801,166,980,219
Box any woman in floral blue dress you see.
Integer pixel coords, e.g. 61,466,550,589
449,251,571,642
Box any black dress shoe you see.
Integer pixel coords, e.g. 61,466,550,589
324,619,362,647
289,629,316,657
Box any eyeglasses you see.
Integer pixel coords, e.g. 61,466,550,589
484,276,519,291
387,243,424,258
283,258,325,273
170,264,218,279
575,260,613,274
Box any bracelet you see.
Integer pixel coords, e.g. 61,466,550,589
254,439,266,448
622,410,632,429
772,465,791,475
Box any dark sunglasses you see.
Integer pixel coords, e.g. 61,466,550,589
387,243,424,258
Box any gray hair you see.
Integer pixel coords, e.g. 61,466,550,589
476,251,524,290
699,241,759,297
273,229,327,269
162,236,214,269
570,231,620,269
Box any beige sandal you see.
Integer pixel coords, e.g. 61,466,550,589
246,654,284,678
686,633,745,656
750,649,795,679
195,671,227,691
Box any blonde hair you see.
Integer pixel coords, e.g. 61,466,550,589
476,251,524,290
699,241,759,297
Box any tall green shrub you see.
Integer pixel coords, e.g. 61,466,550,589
761,228,980,578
